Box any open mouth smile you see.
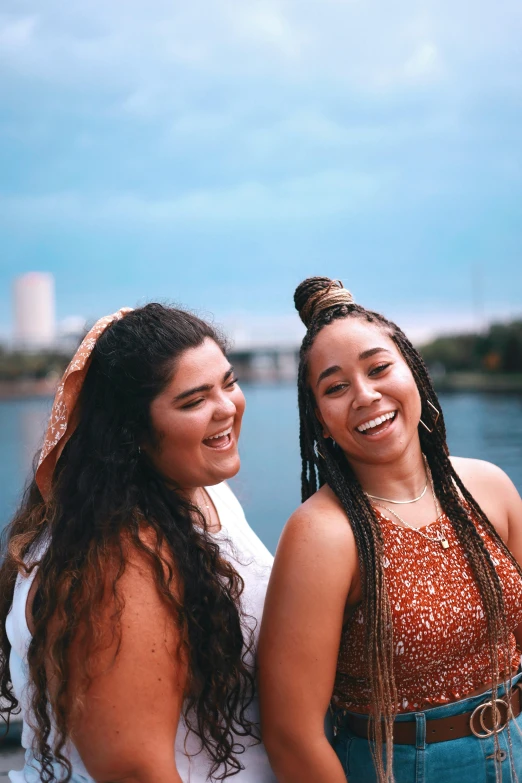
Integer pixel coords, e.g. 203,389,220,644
202,426,233,450
356,410,397,436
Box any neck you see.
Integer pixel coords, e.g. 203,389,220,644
350,444,427,501
180,486,206,507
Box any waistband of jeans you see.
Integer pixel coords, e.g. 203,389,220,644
333,670,522,725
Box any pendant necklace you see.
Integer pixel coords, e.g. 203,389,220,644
373,466,450,551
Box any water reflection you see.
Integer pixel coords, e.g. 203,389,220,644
0,398,51,526
441,393,522,490
0,390,521,553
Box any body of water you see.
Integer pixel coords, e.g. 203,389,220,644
1,387,522,554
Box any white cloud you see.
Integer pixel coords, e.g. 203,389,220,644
0,166,389,226
2,0,518,98
229,3,306,59
401,42,444,84
0,14,38,50
0,0,520,256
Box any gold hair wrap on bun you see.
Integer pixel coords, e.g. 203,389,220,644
299,279,355,329
35,307,133,501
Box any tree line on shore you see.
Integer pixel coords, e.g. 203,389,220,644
420,320,522,374
1,319,522,381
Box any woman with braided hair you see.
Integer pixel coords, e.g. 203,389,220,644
0,304,277,783
258,277,522,783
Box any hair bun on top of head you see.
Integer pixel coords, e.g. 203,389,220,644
294,276,355,329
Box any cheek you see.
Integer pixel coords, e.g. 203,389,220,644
316,399,344,434
156,413,206,458
392,372,422,419
233,389,246,425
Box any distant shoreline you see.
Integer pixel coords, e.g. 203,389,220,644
1,373,522,401
0,379,58,400
432,372,522,393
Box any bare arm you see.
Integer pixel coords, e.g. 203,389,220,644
258,490,357,783
65,542,187,783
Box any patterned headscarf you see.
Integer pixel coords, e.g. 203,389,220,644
35,308,133,501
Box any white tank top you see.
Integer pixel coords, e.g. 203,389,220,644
6,482,277,783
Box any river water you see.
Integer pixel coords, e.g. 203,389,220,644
1,387,521,554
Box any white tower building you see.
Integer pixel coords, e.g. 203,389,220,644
13,272,56,349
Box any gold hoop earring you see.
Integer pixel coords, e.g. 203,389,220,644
419,400,440,433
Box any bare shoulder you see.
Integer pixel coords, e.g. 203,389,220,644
263,485,358,646
450,456,517,496
276,484,357,573
450,456,522,540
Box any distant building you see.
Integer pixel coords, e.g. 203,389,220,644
13,272,56,349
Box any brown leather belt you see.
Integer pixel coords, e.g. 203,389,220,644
343,683,522,744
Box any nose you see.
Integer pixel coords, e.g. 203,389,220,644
213,392,237,419
351,377,382,410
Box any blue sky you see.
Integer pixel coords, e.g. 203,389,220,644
1,0,521,344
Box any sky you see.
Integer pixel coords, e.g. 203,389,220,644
1,0,521,345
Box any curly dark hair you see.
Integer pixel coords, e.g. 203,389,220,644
294,277,521,783
0,303,256,782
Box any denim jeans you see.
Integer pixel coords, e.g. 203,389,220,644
334,673,522,783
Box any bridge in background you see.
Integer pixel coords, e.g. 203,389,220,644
228,343,300,382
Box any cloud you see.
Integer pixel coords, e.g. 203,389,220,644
0,167,388,226
0,14,37,50
397,42,444,86
3,0,517,98
0,0,521,329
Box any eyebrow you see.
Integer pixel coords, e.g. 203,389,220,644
359,347,392,361
174,366,235,402
316,365,342,388
315,348,392,388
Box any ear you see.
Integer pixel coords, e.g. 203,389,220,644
314,406,330,439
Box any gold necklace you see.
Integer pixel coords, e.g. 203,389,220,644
366,481,428,505
374,467,450,550
365,455,429,504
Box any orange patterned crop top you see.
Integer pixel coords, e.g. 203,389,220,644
333,508,522,713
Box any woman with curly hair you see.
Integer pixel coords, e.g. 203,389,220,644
0,303,276,783
259,277,522,783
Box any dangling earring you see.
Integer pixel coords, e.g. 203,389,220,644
313,441,325,460
419,400,440,433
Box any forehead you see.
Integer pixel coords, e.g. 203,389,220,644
168,338,228,390
307,317,398,380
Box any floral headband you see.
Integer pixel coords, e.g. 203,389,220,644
35,308,133,501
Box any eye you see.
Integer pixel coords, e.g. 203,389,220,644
325,382,348,395
181,398,204,410
369,363,391,376
226,376,239,388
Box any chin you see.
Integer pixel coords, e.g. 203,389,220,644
206,456,241,485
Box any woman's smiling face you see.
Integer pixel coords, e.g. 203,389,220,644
146,338,245,490
308,317,422,468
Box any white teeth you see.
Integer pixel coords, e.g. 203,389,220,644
357,411,396,433
205,427,232,440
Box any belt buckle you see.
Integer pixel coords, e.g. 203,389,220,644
470,697,511,738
